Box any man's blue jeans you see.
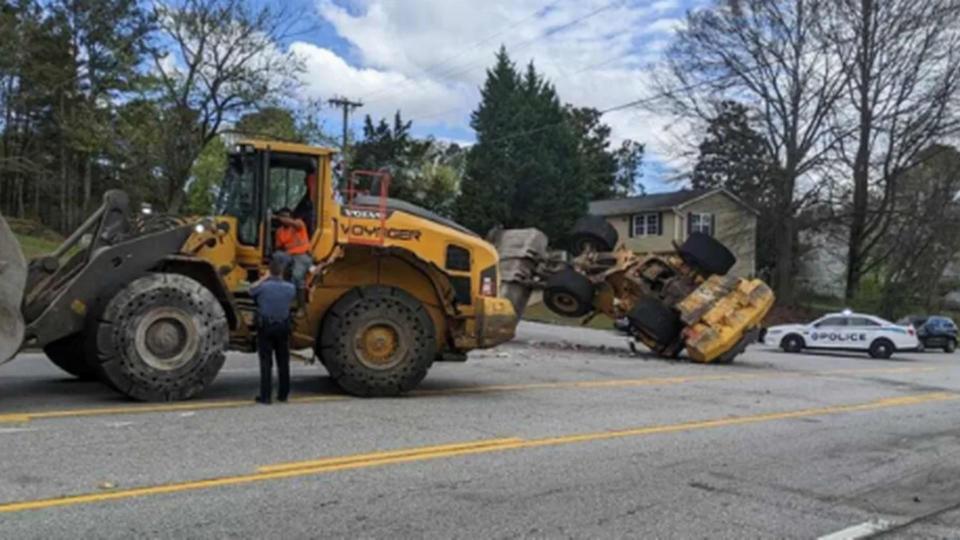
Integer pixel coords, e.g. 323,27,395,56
274,252,311,290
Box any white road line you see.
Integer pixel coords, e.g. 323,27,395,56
0,427,38,434
818,519,897,540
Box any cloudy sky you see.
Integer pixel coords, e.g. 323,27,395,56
277,0,704,191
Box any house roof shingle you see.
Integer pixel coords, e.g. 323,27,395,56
588,189,712,216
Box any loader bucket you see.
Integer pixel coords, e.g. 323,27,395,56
0,213,26,364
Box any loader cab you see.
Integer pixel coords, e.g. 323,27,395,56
216,140,337,274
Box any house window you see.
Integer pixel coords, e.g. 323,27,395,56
689,213,714,236
631,212,661,236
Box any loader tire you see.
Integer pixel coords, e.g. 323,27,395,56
44,333,98,380
319,286,436,397
627,298,683,345
93,273,228,402
569,216,619,256
678,232,736,276
543,268,595,318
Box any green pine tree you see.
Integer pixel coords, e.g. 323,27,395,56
458,47,588,240
457,47,522,234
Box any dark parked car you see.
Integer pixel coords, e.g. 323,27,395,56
898,315,958,353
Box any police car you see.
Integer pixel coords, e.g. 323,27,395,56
761,310,919,359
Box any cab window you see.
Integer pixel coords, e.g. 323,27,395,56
847,317,879,327
267,153,319,234
217,153,259,245
268,167,307,212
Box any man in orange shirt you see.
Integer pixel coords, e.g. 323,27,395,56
273,208,312,298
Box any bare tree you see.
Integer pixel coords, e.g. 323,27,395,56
656,0,848,303
876,145,960,316
151,0,301,212
823,0,960,300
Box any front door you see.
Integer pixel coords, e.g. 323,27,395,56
807,316,850,349
264,152,320,259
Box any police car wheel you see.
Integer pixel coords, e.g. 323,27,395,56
780,334,804,353
945,339,956,354
868,339,894,359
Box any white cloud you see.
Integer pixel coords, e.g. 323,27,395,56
294,0,691,163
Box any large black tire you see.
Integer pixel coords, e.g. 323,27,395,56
43,333,98,380
319,286,436,397
627,298,683,346
945,339,956,354
868,338,895,359
543,268,595,318
569,215,619,256
780,334,805,353
678,232,736,276
92,273,228,401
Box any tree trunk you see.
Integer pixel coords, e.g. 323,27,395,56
33,174,40,218
15,173,24,218
60,140,72,232
166,165,190,215
774,213,795,303
82,156,92,215
844,0,875,301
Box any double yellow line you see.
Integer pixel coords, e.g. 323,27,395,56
0,390,954,514
0,366,936,425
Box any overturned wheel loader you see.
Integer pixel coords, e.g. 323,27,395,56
493,216,775,364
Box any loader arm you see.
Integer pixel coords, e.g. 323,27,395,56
0,191,195,361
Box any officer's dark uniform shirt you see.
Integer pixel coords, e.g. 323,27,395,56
250,277,296,323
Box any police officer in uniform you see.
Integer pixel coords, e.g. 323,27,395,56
250,255,296,404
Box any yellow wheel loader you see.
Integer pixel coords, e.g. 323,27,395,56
0,139,774,402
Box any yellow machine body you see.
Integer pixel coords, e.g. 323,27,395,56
182,139,517,355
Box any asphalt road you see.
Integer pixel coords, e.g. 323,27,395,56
1,321,959,539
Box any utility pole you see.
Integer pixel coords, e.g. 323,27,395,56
328,97,363,170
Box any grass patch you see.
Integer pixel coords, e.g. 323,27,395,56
4,218,64,259
522,301,615,330
14,233,62,259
